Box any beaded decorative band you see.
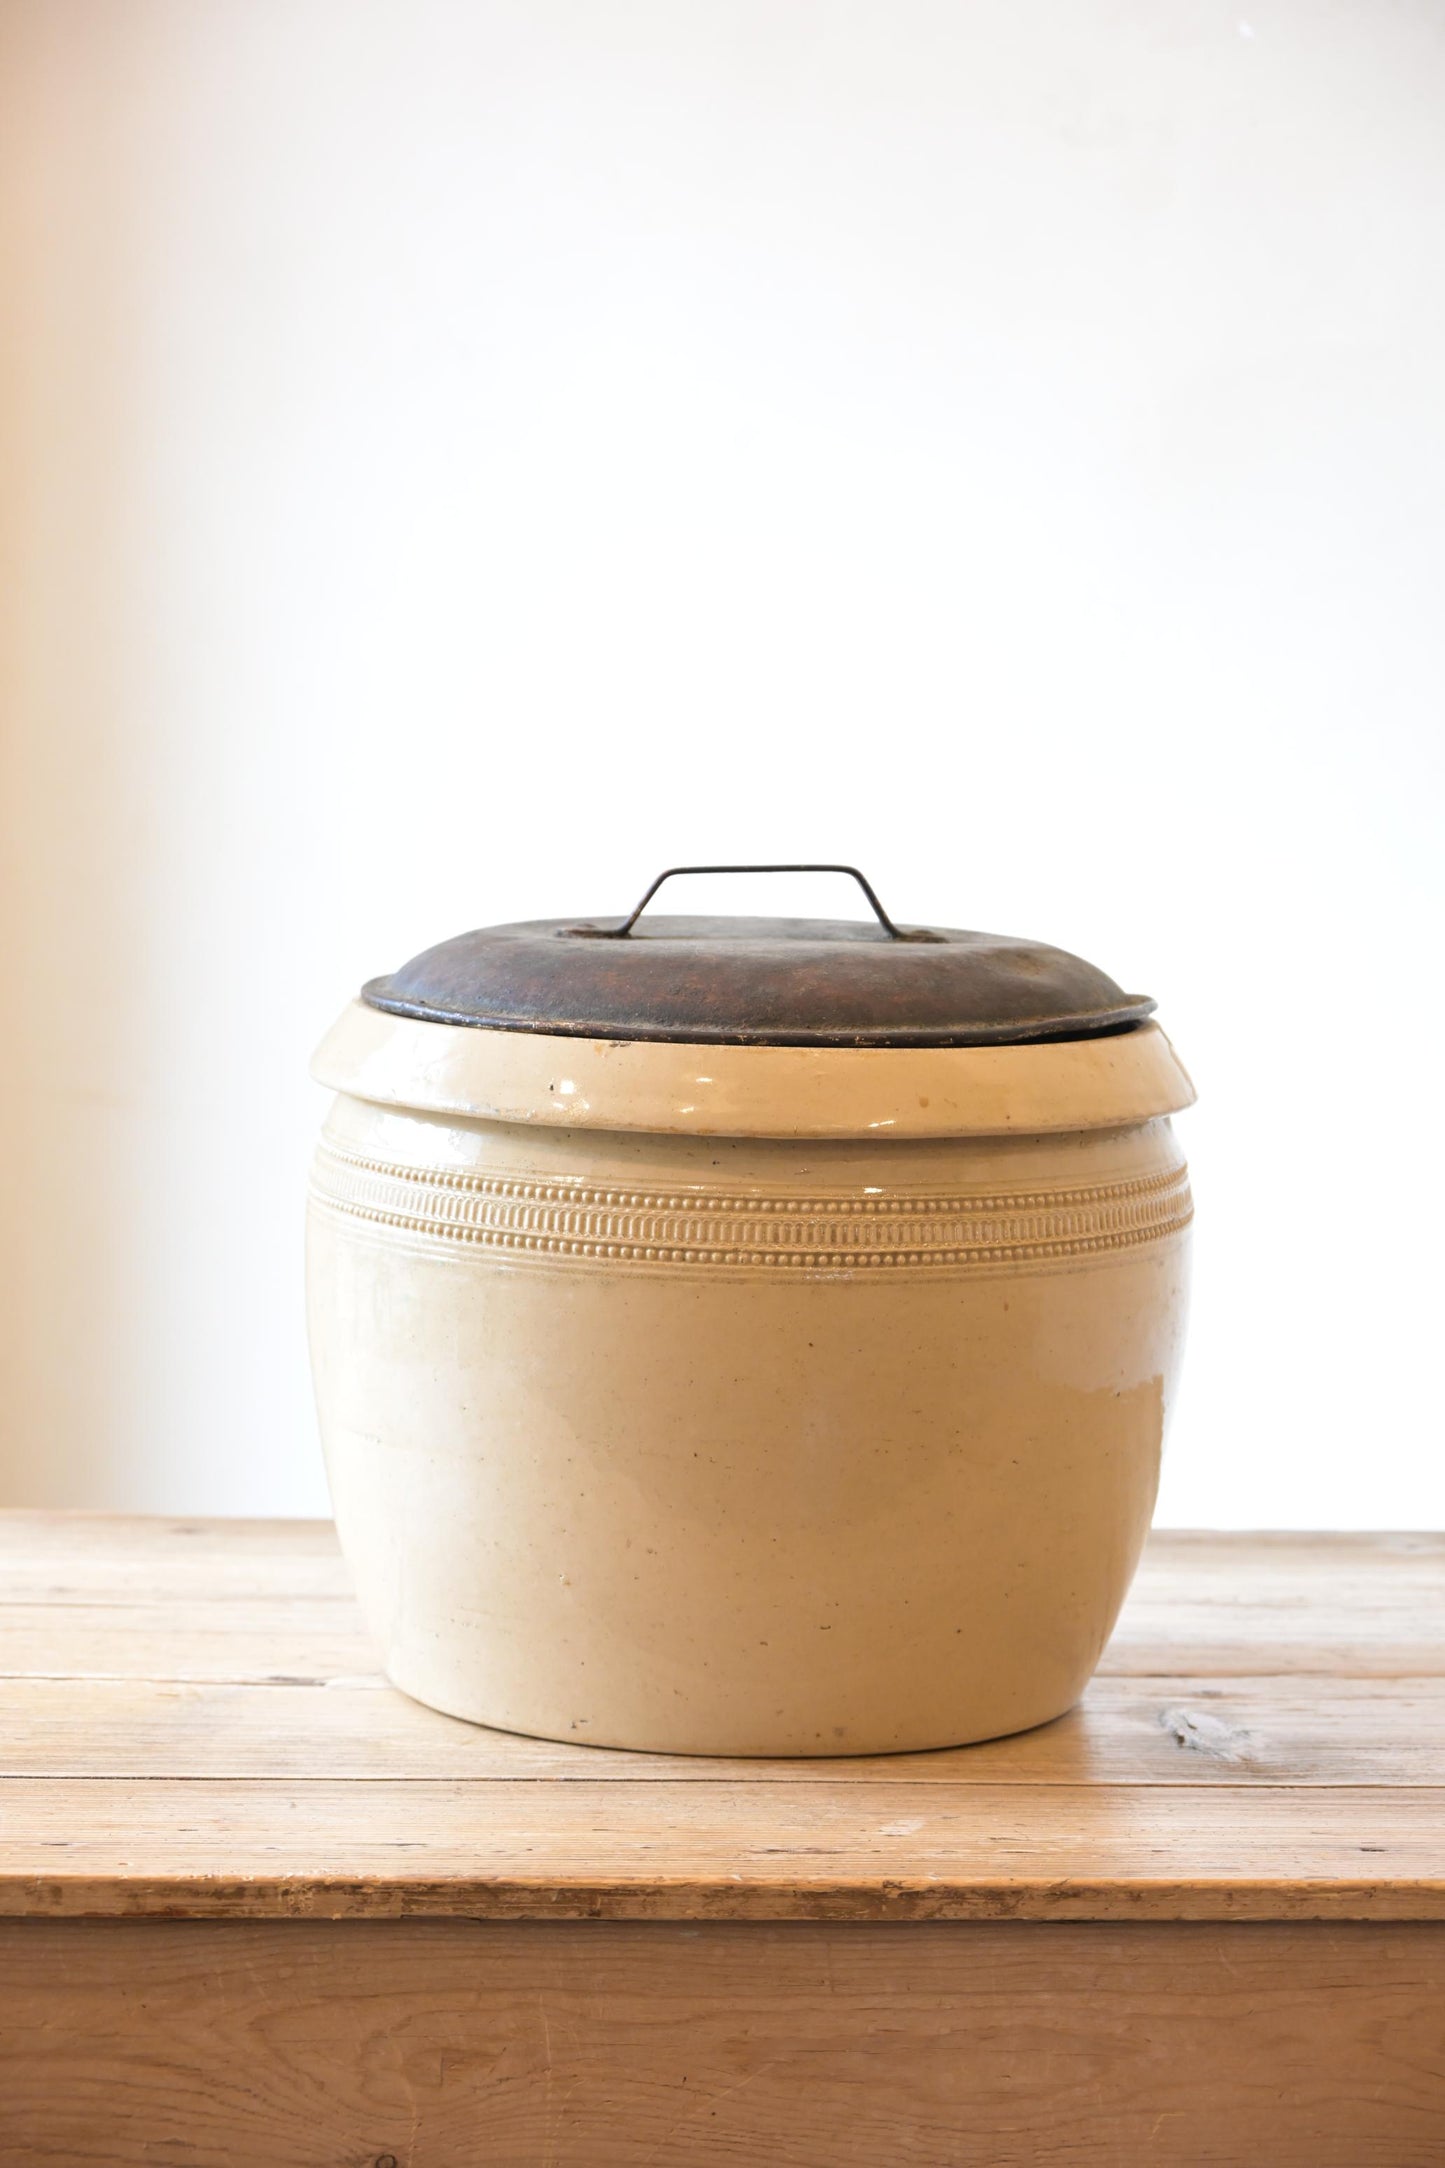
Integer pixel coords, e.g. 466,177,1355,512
309,1140,1192,1272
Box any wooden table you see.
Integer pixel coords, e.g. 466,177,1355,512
2,1516,1443,2164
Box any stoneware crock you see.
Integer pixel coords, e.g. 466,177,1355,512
307,864,1194,1755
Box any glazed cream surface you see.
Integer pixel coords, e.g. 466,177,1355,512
308,1092,1191,1755
312,1000,1195,1139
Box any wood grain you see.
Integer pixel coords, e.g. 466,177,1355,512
1106,1530,1445,1677
0,1511,343,1593
3,1516,1442,2160
0,1602,372,1684
4,1522,1442,1679
3,1918,1442,2167
2,1516,1444,1922
5,1672,1443,1782
5,1777,1443,1921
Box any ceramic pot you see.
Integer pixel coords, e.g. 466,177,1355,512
308,867,1194,1755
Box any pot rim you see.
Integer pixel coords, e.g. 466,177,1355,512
311,1000,1195,1140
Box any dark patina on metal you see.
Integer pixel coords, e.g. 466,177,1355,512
362,864,1155,1048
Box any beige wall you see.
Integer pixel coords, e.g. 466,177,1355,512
2,0,1442,1521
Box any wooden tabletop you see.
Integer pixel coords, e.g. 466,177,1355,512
2,1514,1443,1924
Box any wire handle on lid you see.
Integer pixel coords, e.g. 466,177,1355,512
587,863,932,941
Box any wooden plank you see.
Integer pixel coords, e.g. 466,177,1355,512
3,1519,1442,1680
3,1778,1443,1920
0,1602,375,1683
2,1918,1442,2165
3,1520,1440,1604
1102,1530,1445,1677
3,1673,1443,1785
0,1512,345,1596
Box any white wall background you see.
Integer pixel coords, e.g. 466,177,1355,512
1,0,1441,1524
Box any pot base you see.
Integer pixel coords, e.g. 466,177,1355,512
380,1660,1089,1759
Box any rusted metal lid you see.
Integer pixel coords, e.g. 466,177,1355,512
362,865,1155,1049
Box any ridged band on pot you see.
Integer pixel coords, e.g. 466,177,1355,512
309,1130,1192,1273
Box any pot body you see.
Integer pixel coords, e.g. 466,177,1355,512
307,1085,1191,1755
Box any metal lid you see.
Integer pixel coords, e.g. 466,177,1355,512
362,865,1155,1049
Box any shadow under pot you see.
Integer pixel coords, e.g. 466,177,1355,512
307,864,1194,1755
